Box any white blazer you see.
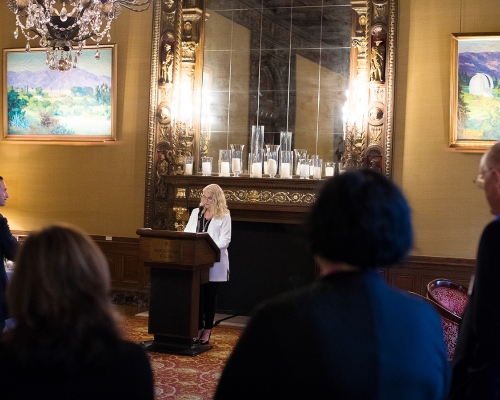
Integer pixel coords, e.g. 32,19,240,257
184,208,231,282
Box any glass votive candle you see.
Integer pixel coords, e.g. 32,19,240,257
313,159,322,180
231,149,242,177
308,155,319,175
267,151,278,178
280,151,292,179
300,159,310,180
219,150,231,177
338,162,346,174
263,153,269,175
324,162,335,177
251,150,263,178
184,156,194,175
201,156,212,176
294,149,307,175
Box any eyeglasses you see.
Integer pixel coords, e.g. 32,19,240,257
202,195,213,201
474,167,496,189
473,173,485,189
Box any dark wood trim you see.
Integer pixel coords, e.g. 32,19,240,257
11,229,477,300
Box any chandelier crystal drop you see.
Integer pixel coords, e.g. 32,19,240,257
7,0,151,72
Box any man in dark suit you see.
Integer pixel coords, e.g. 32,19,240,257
0,176,18,333
215,170,450,400
450,142,500,400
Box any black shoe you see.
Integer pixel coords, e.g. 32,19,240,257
193,329,204,345
199,332,211,345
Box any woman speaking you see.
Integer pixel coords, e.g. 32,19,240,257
184,184,231,345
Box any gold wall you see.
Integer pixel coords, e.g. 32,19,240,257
0,8,152,237
1,0,500,259
395,0,500,258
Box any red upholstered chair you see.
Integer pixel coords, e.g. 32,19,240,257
408,291,461,361
426,279,469,320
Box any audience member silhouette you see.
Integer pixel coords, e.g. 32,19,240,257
215,170,450,400
0,224,154,399
0,176,18,333
449,141,500,399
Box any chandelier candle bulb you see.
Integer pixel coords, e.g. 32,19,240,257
7,0,152,72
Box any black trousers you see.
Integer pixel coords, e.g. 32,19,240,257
198,282,220,330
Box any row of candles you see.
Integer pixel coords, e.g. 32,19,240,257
183,148,342,179
182,127,344,178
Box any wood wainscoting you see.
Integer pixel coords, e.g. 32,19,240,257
12,231,476,306
384,256,475,295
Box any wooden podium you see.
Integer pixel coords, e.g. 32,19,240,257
136,229,220,356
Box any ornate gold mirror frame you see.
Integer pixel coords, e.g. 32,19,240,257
143,0,397,229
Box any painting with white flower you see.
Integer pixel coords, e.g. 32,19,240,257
451,34,500,151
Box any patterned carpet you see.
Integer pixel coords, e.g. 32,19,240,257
120,314,243,399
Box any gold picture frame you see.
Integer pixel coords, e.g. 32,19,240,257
450,33,500,151
3,45,117,142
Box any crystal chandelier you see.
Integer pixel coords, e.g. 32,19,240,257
7,0,152,72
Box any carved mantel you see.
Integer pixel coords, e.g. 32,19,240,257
152,175,324,230
144,0,397,229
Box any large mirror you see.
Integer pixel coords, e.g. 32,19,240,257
143,0,397,228
200,0,352,167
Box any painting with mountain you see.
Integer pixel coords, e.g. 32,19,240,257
3,46,116,141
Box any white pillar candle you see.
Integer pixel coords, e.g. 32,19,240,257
313,166,322,179
300,163,309,177
325,166,334,176
309,164,315,175
202,162,211,175
220,162,230,177
281,163,291,178
268,159,277,176
296,164,301,175
185,164,193,175
252,162,262,177
232,158,241,172
263,161,269,174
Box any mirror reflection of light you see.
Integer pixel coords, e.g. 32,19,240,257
201,70,212,134
179,75,193,126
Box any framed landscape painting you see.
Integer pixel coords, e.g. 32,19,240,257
3,45,116,141
450,33,500,151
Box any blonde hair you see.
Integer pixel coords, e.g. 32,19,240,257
199,184,230,219
5,224,121,366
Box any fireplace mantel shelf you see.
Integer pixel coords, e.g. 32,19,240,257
160,174,326,225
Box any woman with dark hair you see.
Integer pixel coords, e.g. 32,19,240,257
0,224,154,399
215,170,450,400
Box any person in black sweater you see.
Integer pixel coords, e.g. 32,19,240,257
450,141,500,400
0,224,154,399
0,176,18,333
